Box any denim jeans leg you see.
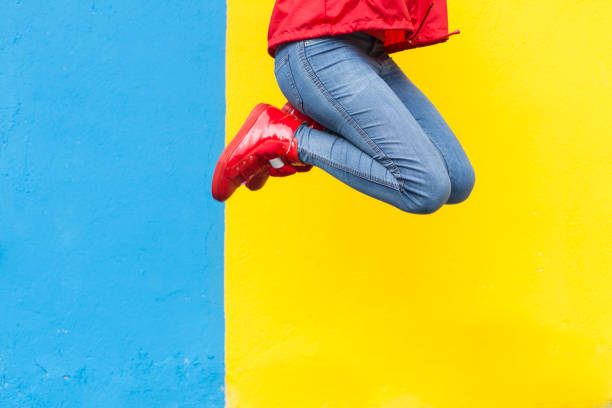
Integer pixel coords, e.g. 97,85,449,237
379,58,476,204
274,34,451,214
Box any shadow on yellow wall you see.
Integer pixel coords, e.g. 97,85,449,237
226,1,612,407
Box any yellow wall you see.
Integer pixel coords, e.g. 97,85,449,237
226,1,612,407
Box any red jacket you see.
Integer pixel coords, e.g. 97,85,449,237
267,0,460,57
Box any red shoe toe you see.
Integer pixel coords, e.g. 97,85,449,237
212,104,269,201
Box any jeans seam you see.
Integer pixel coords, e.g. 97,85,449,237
285,55,304,111
304,37,329,46
380,58,453,181
430,136,453,181
300,147,401,191
297,40,403,181
275,52,304,112
274,53,289,72
426,138,452,181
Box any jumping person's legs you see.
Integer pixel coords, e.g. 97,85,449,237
379,58,476,204
274,33,452,214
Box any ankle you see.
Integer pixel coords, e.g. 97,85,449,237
287,123,310,165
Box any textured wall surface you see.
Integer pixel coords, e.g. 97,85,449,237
226,0,611,407
0,1,225,407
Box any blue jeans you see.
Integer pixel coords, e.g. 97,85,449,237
274,32,475,214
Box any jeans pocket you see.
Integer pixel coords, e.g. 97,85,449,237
274,52,303,111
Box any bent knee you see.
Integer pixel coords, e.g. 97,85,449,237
397,171,451,214
447,164,476,204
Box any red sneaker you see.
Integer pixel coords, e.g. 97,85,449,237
212,103,308,202
242,102,323,191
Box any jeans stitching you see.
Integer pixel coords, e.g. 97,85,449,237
273,53,289,72
297,40,403,181
276,53,304,112
285,55,304,111
426,135,452,181
381,58,453,181
304,37,329,46
300,147,401,191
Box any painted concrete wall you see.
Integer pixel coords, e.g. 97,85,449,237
226,0,612,407
1,1,225,407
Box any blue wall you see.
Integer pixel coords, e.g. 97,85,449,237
0,1,226,406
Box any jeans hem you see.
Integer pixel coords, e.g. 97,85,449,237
299,147,401,191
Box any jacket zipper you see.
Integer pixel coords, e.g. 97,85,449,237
408,1,435,44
